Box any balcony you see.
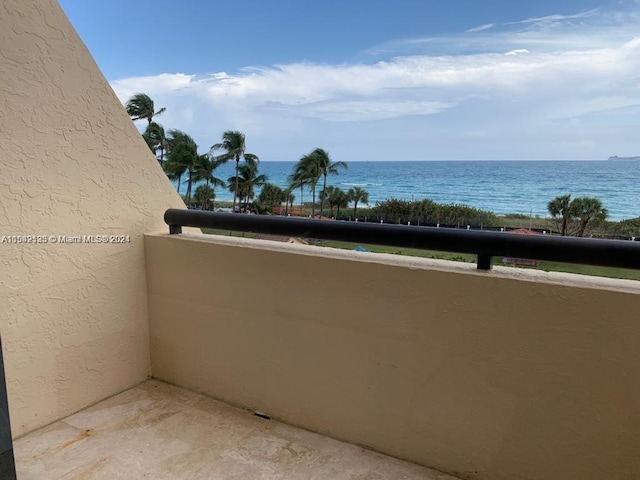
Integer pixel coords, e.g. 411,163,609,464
156,216,640,478
4,212,639,479
5,3,638,478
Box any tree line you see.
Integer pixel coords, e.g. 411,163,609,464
367,196,614,237
125,93,364,217
368,198,499,227
127,93,258,212
125,93,633,238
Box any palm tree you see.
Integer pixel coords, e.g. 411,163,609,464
320,186,349,218
194,184,215,210
287,170,307,211
337,191,350,218
571,197,608,237
294,153,322,218
193,155,226,210
163,129,190,194
309,148,347,218
227,162,267,212
547,194,573,236
257,183,285,213
284,188,295,215
142,122,168,165
321,186,337,217
125,93,166,125
163,162,184,195
211,131,259,213
164,130,200,203
348,186,369,219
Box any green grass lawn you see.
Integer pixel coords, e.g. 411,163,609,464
319,240,640,280
201,228,254,238
530,260,640,281
201,229,640,281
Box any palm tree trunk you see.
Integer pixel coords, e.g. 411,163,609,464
186,168,193,203
354,201,358,219
299,185,305,216
232,157,240,213
204,179,210,210
319,174,327,218
578,219,588,237
311,186,316,218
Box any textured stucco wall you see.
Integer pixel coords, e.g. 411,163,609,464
146,234,640,480
0,0,187,436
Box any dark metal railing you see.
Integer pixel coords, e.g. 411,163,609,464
164,209,640,271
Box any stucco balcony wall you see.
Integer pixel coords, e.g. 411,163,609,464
145,233,640,480
0,0,188,436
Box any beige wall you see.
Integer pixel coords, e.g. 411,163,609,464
0,0,187,436
146,233,640,480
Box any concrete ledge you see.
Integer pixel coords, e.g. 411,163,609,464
148,232,640,295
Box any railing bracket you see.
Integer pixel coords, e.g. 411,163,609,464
477,254,493,270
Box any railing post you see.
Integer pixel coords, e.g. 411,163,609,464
0,335,17,480
477,254,493,270
169,224,182,235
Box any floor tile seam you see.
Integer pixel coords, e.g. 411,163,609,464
14,380,154,443
14,420,87,464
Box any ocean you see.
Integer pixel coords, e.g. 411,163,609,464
174,160,640,221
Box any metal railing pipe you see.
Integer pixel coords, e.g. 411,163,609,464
164,209,640,271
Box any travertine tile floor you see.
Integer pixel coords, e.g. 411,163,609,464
15,380,460,480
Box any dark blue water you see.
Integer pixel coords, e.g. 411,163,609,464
175,160,640,221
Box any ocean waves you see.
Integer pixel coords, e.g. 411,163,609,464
175,160,640,221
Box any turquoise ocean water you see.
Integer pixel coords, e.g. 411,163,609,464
175,160,640,221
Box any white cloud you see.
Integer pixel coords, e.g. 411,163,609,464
467,23,495,33
367,6,640,58
505,8,600,26
290,100,457,122
110,6,640,160
114,42,639,112
111,73,196,99
505,49,530,56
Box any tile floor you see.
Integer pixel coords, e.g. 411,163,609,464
14,380,460,480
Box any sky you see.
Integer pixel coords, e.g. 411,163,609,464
58,0,640,161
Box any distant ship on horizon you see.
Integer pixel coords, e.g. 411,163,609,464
608,155,640,161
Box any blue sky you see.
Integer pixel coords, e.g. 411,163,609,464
59,0,640,161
